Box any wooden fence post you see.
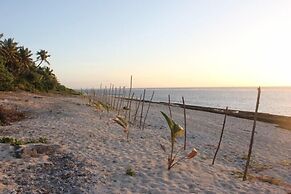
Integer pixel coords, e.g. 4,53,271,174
128,93,135,124
182,96,187,150
139,89,146,129
142,91,155,130
133,94,143,124
212,106,228,165
168,94,172,119
243,87,261,181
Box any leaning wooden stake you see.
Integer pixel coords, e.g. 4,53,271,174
168,94,172,118
142,91,155,130
243,87,261,181
182,96,187,150
133,94,143,123
212,106,228,165
139,89,146,129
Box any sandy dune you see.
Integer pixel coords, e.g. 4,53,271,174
0,92,290,193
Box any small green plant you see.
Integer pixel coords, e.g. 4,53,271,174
0,137,24,146
94,101,110,112
0,136,48,146
125,167,136,176
113,116,129,140
160,111,198,170
92,100,111,119
26,137,48,144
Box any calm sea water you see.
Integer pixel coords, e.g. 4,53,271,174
123,87,291,116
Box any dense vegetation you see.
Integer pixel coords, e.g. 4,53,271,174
0,33,73,93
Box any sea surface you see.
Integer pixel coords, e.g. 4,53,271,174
122,87,291,116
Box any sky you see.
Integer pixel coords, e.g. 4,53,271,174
1,0,291,88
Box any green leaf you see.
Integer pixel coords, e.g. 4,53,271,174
172,123,184,139
161,111,174,129
161,111,184,139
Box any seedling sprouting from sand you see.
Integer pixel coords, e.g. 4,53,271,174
160,111,198,170
113,116,129,140
93,101,110,119
125,167,136,176
94,101,110,112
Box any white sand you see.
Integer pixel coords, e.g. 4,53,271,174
0,92,290,193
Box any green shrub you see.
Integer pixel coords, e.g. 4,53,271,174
0,59,14,91
125,167,136,176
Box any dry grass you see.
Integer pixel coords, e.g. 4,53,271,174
0,105,25,125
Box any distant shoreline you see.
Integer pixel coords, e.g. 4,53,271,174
122,97,291,131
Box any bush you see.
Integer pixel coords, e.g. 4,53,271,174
0,59,14,91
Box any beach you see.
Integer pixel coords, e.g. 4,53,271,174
0,92,290,193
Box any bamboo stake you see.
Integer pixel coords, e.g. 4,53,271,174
212,106,228,165
182,96,187,150
243,87,261,181
133,94,143,124
142,91,155,130
168,94,172,119
139,89,146,129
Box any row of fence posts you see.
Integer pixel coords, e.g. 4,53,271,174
81,79,261,181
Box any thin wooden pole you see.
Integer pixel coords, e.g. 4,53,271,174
116,87,121,112
118,86,126,115
109,84,113,107
111,84,115,107
243,87,261,181
182,96,187,150
142,91,155,130
113,87,117,110
133,94,143,123
128,93,135,124
104,86,107,104
139,89,146,129
126,75,133,109
168,94,172,119
99,83,102,101
212,107,228,165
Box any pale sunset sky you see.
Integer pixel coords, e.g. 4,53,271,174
1,1,291,88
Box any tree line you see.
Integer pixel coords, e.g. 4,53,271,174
0,33,72,93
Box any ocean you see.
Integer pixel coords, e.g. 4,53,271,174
122,87,291,116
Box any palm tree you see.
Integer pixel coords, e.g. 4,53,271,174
1,38,20,73
36,49,50,67
18,47,33,73
0,33,4,58
1,38,19,63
